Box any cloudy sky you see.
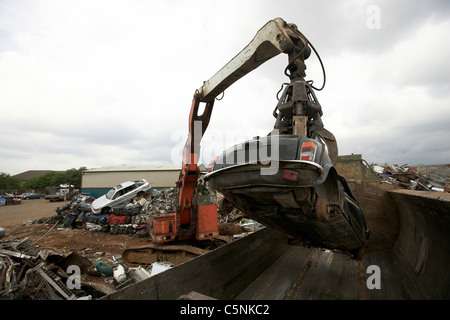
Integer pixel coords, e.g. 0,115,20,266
1,0,449,175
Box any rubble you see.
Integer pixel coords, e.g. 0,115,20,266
0,235,181,300
371,163,449,192
0,186,259,299
0,237,95,300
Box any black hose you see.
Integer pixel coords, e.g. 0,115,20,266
286,26,326,91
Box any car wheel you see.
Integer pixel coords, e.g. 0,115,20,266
101,207,111,215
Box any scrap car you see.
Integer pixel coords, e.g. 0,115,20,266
91,179,151,214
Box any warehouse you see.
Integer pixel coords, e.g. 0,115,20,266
81,164,206,198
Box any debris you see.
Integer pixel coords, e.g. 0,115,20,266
112,263,128,284
107,215,132,225
30,262,77,300
177,291,217,300
370,163,449,192
129,266,151,282
149,261,173,276
95,261,113,276
85,222,102,232
240,219,264,232
0,194,22,206
0,186,249,300
218,222,242,235
233,234,246,239
0,237,104,300
33,221,59,244
122,243,209,266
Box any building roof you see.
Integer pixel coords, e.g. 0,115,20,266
84,164,182,173
83,163,207,173
13,170,64,182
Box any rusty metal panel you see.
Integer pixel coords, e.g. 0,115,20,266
102,156,450,300
235,245,315,300
101,228,289,300
335,154,401,251
387,190,450,299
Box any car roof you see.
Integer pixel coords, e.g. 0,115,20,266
114,180,136,189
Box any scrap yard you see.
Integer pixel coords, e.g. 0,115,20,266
1,157,449,300
0,190,250,299
1,15,449,304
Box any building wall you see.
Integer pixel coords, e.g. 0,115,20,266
81,169,180,198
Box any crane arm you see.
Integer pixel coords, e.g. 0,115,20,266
175,18,312,240
197,17,311,103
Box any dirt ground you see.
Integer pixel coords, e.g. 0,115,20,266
0,198,237,259
0,199,151,258
0,198,66,230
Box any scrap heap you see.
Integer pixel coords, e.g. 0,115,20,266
54,188,178,237
0,188,195,300
0,237,98,300
371,163,449,192
54,187,252,237
0,188,259,300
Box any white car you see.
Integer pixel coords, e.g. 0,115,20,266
91,179,151,214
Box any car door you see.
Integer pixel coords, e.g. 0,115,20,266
111,189,126,206
122,184,137,202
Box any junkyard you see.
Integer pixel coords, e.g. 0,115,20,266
1,8,450,311
1,157,449,301
0,190,251,300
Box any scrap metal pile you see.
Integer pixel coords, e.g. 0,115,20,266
0,237,97,300
0,188,185,300
55,188,252,237
0,235,177,300
0,188,258,300
371,163,449,192
55,188,178,237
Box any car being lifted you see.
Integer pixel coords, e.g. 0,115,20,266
91,179,151,214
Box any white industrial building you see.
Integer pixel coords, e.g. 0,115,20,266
81,164,205,198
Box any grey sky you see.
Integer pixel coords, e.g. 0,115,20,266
0,0,449,175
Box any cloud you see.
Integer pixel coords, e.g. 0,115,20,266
0,0,448,176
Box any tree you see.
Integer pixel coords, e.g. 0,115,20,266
61,167,86,189
0,172,22,191
23,167,87,190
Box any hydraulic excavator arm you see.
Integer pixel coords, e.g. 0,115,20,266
197,17,312,103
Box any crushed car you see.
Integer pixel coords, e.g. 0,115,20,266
91,179,151,214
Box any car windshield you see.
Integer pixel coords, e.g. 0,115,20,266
106,188,116,200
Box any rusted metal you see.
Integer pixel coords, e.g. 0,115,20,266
335,154,401,251
122,243,209,266
177,291,217,300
